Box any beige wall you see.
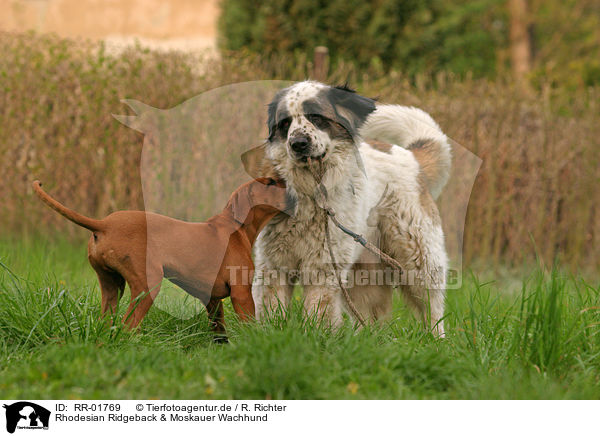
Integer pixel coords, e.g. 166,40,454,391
0,0,218,51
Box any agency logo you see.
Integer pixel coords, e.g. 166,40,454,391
2,402,50,434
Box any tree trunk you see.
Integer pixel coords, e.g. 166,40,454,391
508,0,532,80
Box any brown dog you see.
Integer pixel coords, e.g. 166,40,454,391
33,178,292,337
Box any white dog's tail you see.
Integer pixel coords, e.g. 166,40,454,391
359,104,452,199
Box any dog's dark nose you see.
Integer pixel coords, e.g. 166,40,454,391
290,136,310,154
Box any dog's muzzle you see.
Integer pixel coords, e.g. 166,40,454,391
288,135,326,163
290,135,311,156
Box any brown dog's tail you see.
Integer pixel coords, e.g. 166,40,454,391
32,181,104,232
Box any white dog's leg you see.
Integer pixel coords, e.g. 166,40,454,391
303,284,344,326
379,201,448,337
400,280,446,338
252,245,295,319
347,262,393,322
253,281,294,320
397,256,446,337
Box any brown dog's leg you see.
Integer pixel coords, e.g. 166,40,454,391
89,254,125,320
230,285,255,321
96,269,125,316
206,298,227,343
123,268,163,329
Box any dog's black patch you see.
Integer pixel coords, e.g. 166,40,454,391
301,99,324,118
323,85,376,137
267,89,289,141
408,138,435,149
333,84,379,102
333,83,356,94
302,101,353,142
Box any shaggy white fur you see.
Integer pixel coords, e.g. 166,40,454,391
252,81,451,336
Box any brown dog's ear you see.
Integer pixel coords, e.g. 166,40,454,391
241,143,276,179
231,189,252,225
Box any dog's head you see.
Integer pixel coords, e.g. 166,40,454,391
266,81,376,166
230,177,295,224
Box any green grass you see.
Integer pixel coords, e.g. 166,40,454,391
1,238,599,399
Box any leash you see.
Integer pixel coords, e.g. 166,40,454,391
306,158,410,327
326,195,406,274
306,157,367,327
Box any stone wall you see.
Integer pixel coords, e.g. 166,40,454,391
0,0,218,51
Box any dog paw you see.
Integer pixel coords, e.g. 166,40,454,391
213,335,229,344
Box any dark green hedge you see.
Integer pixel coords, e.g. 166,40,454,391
218,0,504,78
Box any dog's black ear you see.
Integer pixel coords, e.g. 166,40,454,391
267,100,278,141
267,88,288,141
328,85,376,137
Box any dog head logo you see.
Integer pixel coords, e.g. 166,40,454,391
112,80,480,313
113,81,294,224
112,81,297,317
3,402,50,433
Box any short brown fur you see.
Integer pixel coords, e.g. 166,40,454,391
408,139,448,196
33,178,289,337
366,139,393,154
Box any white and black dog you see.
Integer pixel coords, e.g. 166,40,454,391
248,81,451,336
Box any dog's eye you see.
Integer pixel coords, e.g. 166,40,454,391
267,178,276,186
277,118,291,134
306,114,329,129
